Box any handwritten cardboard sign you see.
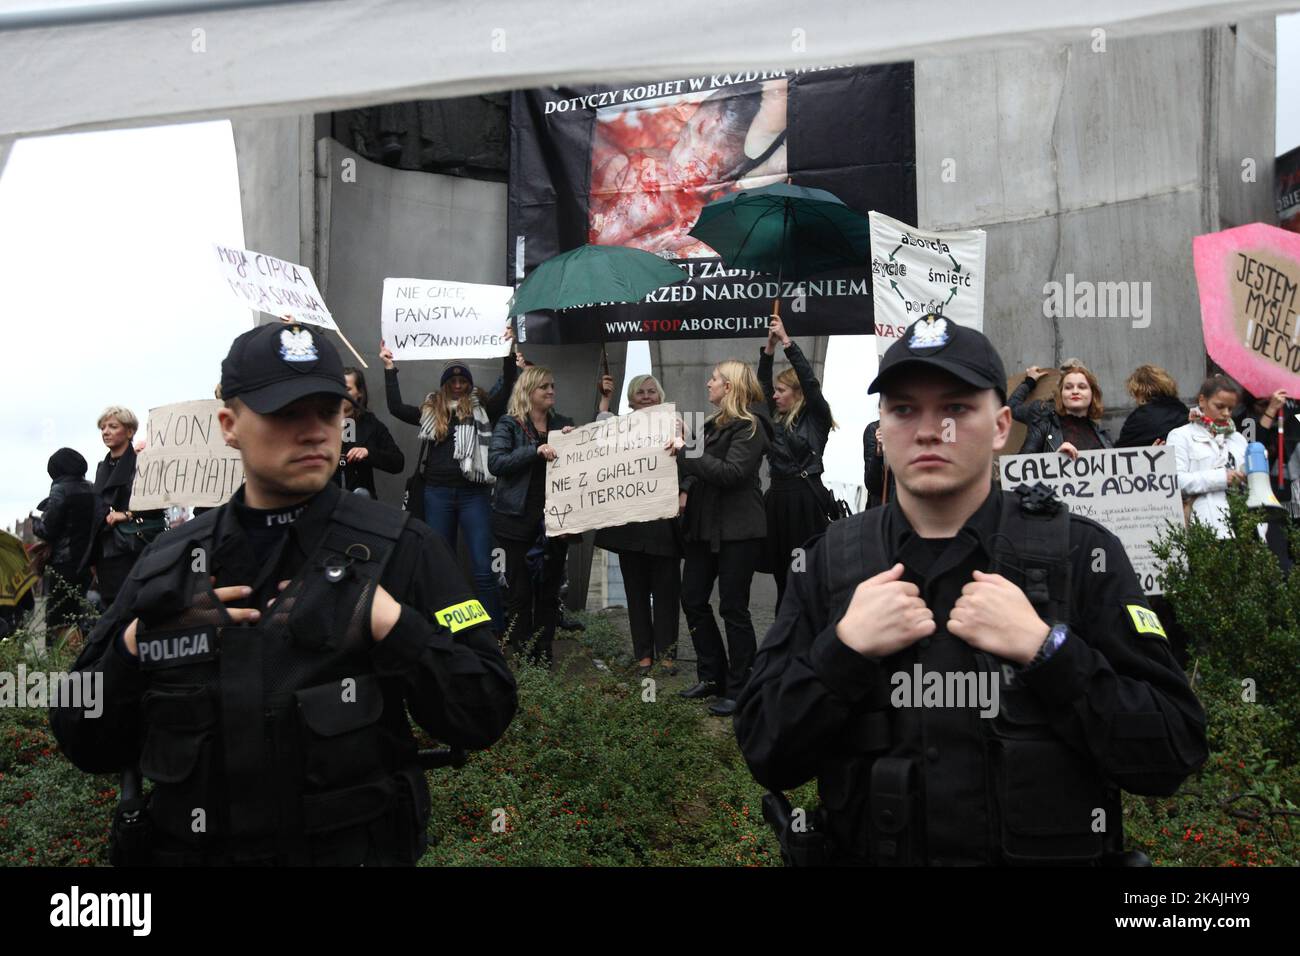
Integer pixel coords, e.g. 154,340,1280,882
381,278,512,360
544,404,679,536
213,243,336,330
130,400,244,509
998,447,1182,595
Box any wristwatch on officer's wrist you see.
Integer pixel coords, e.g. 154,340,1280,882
1028,623,1069,667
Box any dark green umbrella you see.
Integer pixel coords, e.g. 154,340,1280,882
507,244,687,316
687,182,871,320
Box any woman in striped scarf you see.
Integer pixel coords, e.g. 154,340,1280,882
381,327,521,633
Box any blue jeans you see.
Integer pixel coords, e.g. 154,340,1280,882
422,484,503,633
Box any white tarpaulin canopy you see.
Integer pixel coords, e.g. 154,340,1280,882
1,0,1297,139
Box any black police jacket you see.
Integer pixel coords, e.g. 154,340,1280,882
758,343,832,478
49,483,517,865
734,487,1207,865
1009,379,1114,454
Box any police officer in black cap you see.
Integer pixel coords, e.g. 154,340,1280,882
736,313,1207,865
51,322,517,866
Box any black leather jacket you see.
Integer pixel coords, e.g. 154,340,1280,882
34,476,96,569
1009,379,1114,454
488,411,576,517
758,343,832,478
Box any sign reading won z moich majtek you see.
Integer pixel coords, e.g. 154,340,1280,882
130,400,244,510
544,405,680,536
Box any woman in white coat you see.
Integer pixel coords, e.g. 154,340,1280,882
1165,374,1250,538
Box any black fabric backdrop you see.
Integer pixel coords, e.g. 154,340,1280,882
508,64,916,343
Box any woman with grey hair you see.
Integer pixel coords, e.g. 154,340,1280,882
87,405,154,606
595,372,683,675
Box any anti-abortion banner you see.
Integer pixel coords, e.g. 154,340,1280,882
1193,223,1300,397
213,243,336,330
1277,145,1300,234
509,65,915,343
381,278,512,360
544,405,679,536
998,448,1182,595
130,400,245,510
868,211,986,355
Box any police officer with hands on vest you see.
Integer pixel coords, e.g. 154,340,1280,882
735,313,1207,866
50,322,517,866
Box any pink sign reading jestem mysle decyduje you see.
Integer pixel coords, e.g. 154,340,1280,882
1193,222,1300,397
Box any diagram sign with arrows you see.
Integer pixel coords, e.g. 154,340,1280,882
868,211,986,356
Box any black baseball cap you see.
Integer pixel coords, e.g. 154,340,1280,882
219,323,350,413
869,313,1008,403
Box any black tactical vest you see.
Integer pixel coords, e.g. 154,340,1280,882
124,493,429,865
817,487,1109,865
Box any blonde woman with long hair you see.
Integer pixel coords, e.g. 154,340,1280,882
489,364,575,664
673,358,773,716
380,326,520,631
756,316,837,612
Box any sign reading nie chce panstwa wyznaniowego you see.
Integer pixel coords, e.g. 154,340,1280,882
509,65,916,343
381,278,513,361
998,448,1182,596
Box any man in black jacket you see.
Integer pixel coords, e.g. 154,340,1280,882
735,316,1207,865
50,322,516,866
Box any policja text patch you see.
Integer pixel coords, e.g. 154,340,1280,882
137,626,218,669
1125,604,1167,639
434,600,490,634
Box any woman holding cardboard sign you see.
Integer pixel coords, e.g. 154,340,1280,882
594,372,683,676
489,366,576,665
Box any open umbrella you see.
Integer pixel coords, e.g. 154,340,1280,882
687,182,872,321
507,244,687,316
508,242,688,376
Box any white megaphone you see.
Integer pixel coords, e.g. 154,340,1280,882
1245,442,1286,520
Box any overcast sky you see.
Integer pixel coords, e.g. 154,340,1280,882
0,15,1297,526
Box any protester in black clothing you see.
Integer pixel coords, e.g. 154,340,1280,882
335,366,405,499
489,365,575,664
672,359,773,717
862,420,895,509
1239,387,1296,571
50,322,515,866
1010,361,1114,457
756,316,836,611
382,329,519,631
735,315,1206,865
86,406,145,606
32,448,96,634
595,371,682,674
1117,365,1192,448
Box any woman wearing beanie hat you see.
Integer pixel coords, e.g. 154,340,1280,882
32,447,96,638
380,327,521,633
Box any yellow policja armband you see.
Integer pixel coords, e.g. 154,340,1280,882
1125,604,1167,639
434,599,490,633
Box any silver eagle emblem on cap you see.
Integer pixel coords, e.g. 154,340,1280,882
279,327,317,363
909,316,949,350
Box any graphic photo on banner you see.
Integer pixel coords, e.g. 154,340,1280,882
212,243,336,330
509,65,916,343
868,210,986,356
381,278,512,360
1193,223,1300,397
